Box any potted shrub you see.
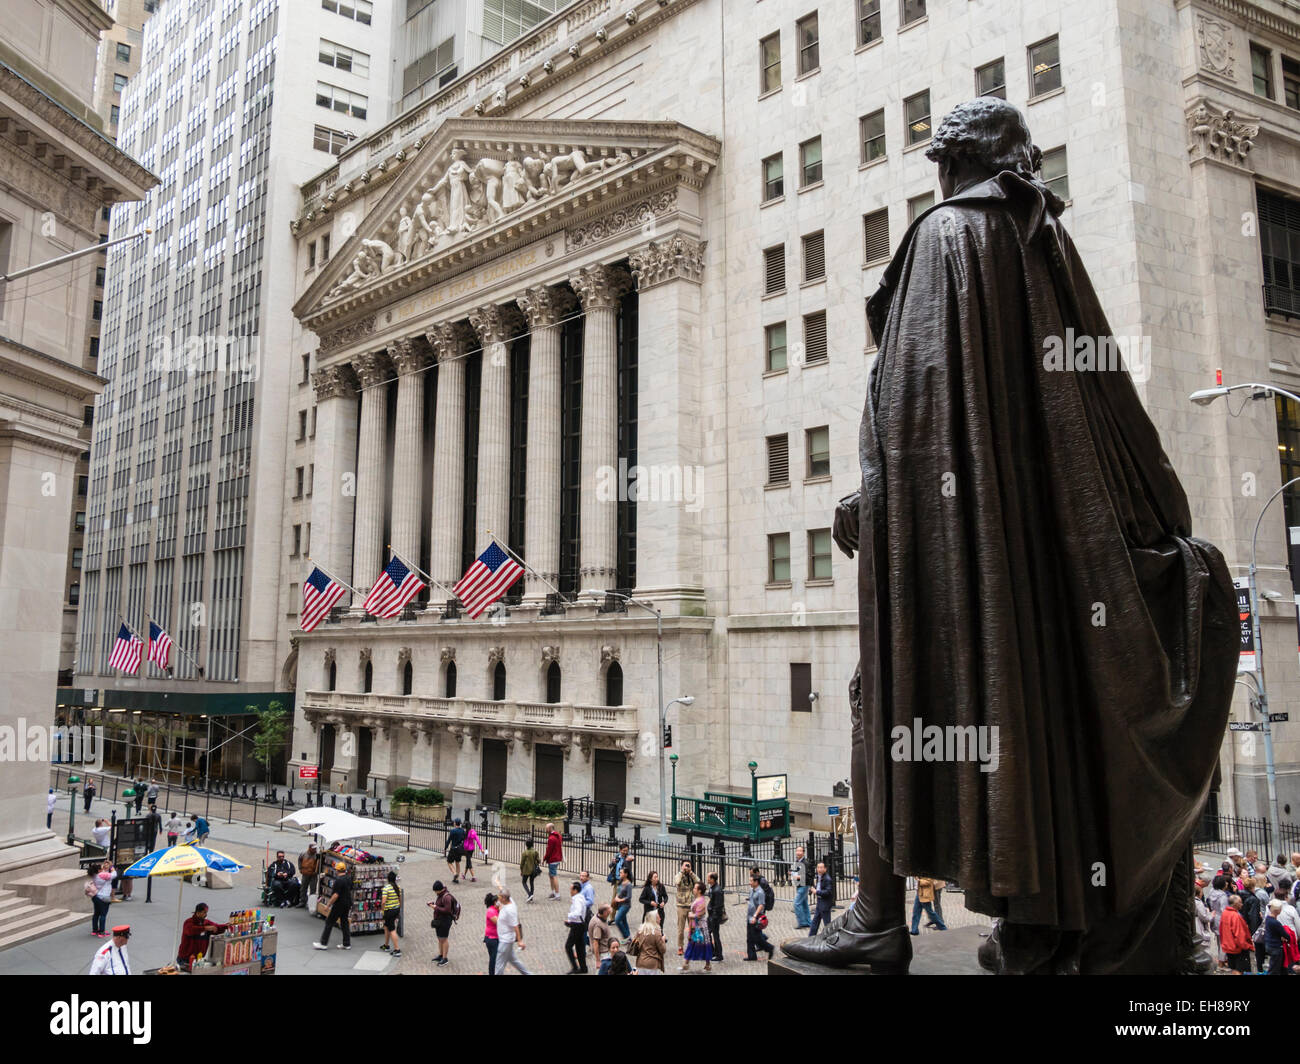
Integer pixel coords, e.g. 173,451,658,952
391,786,445,823
531,799,567,836
499,797,534,833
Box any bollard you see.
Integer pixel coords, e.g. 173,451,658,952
584,821,593,841
360,797,367,815
251,794,258,827
330,793,337,808
227,791,234,825
345,795,353,812
632,824,641,845
375,798,383,818
607,822,615,842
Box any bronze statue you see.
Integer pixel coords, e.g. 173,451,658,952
780,99,1237,975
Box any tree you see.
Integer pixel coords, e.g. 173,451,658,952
249,700,288,778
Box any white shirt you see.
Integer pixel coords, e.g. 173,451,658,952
89,942,131,975
95,873,114,902
566,893,586,924
46,793,57,814
496,901,520,943
1280,901,1300,938
92,824,111,848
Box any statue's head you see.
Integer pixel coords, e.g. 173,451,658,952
450,147,467,162
925,97,1042,197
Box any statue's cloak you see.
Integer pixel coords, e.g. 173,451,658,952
858,172,1237,930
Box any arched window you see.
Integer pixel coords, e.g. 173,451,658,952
545,660,562,704
445,660,457,698
327,660,337,691
605,661,623,706
493,660,506,701
402,660,413,695
363,661,373,693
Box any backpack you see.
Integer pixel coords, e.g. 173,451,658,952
760,877,775,912
448,892,461,922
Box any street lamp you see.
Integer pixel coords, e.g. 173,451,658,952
581,587,694,841
1189,380,1300,853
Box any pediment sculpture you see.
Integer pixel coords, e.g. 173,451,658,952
322,142,635,304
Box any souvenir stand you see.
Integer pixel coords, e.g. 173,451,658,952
313,845,394,935
189,908,278,975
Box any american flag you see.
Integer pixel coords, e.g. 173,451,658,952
108,624,143,674
147,620,172,669
361,555,424,618
454,541,524,619
301,566,347,632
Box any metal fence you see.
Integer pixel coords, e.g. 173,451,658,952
1193,812,1300,861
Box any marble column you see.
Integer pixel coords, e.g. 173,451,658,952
427,321,474,589
468,303,524,556
517,284,574,599
310,364,359,604
571,264,630,588
388,337,430,571
351,351,393,594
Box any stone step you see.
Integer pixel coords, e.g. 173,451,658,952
0,894,31,918
0,908,87,953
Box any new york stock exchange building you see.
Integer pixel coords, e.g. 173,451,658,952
281,0,872,826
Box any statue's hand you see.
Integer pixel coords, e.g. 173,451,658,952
833,491,861,558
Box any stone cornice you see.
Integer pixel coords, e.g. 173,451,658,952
1196,0,1300,47
0,333,107,398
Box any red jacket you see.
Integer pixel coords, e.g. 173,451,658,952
1219,907,1252,955
544,831,563,864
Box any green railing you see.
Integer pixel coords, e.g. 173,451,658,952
670,792,790,841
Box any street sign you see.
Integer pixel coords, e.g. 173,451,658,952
1229,722,1263,731
827,805,841,816
1235,580,1256,673
1271,713,1290,723
662,725,672,749
299,765,319,779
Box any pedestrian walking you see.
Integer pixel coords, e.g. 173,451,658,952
313,860,353,951
612,865,634,939
564,881,588,973
579,870,596,944
606,843,634,889
88,925,131,975
493,887,531,974
46,788,56,830
380,871,402,959
463,823,482,883
144,804,161,851
673,860,700,956
483,892,500,974
680,880,713,972
133,779,145,815
1220,895,1253,973
910,877,948,934
746,872,773,960
808,860,834,936
1265,899,1291,975
792,845,811,929
588,903,614,972
82,778,95,813
520,839,541,903
629,917,667,974
146,779,159,808
86,861,113,936
640,870,668,927
706,872,726,962
929,878,946,927
544,822,563,900
164,811,185,848
193,814,210,845
445,819,467,883
298,843,320,908
600,937,631,975
427,880,458,966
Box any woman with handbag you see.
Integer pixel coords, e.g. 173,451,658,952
629,917,667,974
639,870,667,927
679,881,713,972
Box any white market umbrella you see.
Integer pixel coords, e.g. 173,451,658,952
307,813,408,847
278,807,345,828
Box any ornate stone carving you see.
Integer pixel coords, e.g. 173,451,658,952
541,645,560,666
1195,14,1234,77
426,320,476,363
629,234,707,289
594,27,608,43
469,303,526,345
577,734,594,762
323,648,336,667
311,363,357,401
319,316,376,355
359,647,373,668
397,646,412,668
599,644,620,665
519,73,531,89
1187,101,1258,169
517,284,577,328
352,350,393,388
388,337,429,375
566,189,678,251
440,646,457,664
550,731,573,756
543,58,555,74
487,645,506,667
570,263,633,311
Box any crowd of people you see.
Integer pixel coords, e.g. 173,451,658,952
1195,848,1300,975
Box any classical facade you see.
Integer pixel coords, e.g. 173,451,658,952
285,0,1300,827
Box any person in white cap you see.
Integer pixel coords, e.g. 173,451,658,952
89,925,132,975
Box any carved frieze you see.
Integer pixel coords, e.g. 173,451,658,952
318,316,376,355
629,234,707,290
1195,14,1234,78
566,189,678,252
1187,101,1259,170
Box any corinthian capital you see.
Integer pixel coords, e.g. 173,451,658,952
570,263,632,311
425,320,476,364
516,284,577,329
352,350,393,388
387,337,430,376
311,363,359,401
629,234,708,290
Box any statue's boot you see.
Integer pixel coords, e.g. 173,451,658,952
976,919,1062,975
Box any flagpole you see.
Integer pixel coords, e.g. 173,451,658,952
386,545,459,603
304,558,364,598
484,530,565,601
144,613,203,678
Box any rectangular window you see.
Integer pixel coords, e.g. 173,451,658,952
1254,44,1276,100
95,266,105,287
321,234,331,261
808,529,832,579
766,322,788,371
298,410,308,440
301,353,311,382
905,90,931,145
1041,146,1069,201
313,125,354,155
802,231,825,282
75,511,86,532
900,0,926,27
92,300,103,320
78,474,89,495
292,524,301,556
307,464,314,496
764,245,786,295
760,33,781,93
316,82,368,120
768,533,792,583
800,136,822,186
976,58,1006,99
323,0,372,23
863,208,890,262
1258,187,1300,318
110,105,120,124
72,547,83,569
295,466,304,498
860,109,886,163
83,405,93,425
790,662,812,712
311,408,318,437
803,310,828,364
319,39,371,76
1029,36,1062,97
767,434,790,485
806,426,830,478
908,192,935,221
304,522,312,555
114,73,128,93
763,153,784,201
797,12,820,75
116,42,131,62
1285,56,1300,110
858,0,881,46
307,241,317,268
89,336,99,359
69,582,79,605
